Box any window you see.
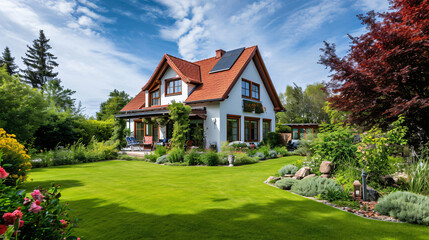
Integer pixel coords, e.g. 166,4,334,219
227,115,240,142
244,117,259,142
252,84,259,99
135,121,144,142
150,90,160,106
263,119,271,139
242,79,260,100
144,123,159,141
292,128,298,139
166,78,182,95
242,80,250,97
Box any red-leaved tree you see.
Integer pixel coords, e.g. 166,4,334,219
319,0,429,146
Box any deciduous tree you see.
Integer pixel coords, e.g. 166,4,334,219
319,0,429,146
97,89,131,121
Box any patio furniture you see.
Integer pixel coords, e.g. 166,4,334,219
143,136,154,151
126,137,141,150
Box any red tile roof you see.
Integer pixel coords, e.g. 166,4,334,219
186,46,256,103
121,46,284,112
120,90,145,111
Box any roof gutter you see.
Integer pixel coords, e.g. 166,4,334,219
184,98,223,104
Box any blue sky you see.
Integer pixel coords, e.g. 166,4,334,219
0,0,390,116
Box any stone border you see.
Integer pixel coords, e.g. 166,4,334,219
265,182,403,223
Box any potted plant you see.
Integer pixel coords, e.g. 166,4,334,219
227,145,235,167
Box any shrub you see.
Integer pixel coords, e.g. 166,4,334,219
291,177,343,197
257,146,270,159
202,151,219,166
154,146,167,156
145,153,159,163
168,149,185,163
262,132,282,147
407,160,429,194
0,160,78,240
117,154,141,161
273,146,289,157
311,123,357,172
374,191,429,225
0,128,31,185
156,155,169,164
233,152,258,166
230,143,248,151
275,178,297,190
278,164,298,176
217,151,229,165
185,150,202,166
268,150,277,159
246,148,257,157
357,116,408,181
254,152,265,160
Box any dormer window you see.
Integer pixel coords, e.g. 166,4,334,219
242,79,260,100
150,89,160,106
166,78,182,96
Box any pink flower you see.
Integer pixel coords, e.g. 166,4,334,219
19,220,24,228
2,212,16,225
23,197,31,205
12,209,23,220
29,201,42,213
60,219,68,228
0,225,7,236
31,190,44,202
0,167,9,179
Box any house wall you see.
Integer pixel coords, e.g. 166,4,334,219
219,59,276,144
159,67,190,105
203,102,221,150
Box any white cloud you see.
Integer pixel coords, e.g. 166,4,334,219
45,0,76,15
0,0,150,116
156,0,353,92
230,0,280,23
355,0,390,12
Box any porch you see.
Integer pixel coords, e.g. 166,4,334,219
116,106,207,150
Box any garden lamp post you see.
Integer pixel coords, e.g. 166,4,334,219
353,180,361,199
361,170,368,201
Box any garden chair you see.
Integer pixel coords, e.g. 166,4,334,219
143,136,154,151
128,136,142,151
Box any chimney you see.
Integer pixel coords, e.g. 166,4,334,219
216,49,225,58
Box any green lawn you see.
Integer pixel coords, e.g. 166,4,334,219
24,157,429,240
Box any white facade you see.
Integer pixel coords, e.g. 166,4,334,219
132,60,277,151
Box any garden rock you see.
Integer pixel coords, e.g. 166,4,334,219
321,174,330,178
264,176,281,184
319,161,333,174
294,167,311,179
367,187,380,202
303,174,316,179
284,174,294,178
380,175,395,186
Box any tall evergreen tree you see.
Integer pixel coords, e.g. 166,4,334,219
43,79,78,113
0,47,18,75
21,30,58,89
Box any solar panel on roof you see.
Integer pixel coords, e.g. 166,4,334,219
209,47,245,74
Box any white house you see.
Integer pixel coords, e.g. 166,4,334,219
117,46,284,151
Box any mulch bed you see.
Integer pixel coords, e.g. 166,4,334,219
265,182,402,223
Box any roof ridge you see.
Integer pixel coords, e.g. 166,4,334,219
165,54,200,67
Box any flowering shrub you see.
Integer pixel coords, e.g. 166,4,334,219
0,154,78,239
0,129,31,185
311,123,357,171
357,116,408,180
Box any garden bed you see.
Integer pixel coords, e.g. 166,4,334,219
265,182,402,223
